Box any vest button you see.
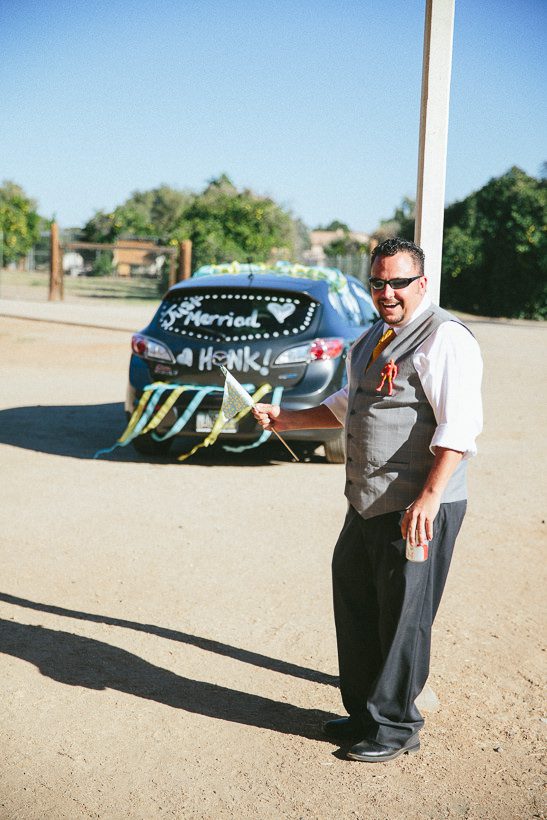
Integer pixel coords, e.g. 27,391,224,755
350,409,356,415
347,456,352,462
356,387,363,393
347,433,353,440
346,479,353,485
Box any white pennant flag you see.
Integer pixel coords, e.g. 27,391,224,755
218,365,299,461
219,365,255,421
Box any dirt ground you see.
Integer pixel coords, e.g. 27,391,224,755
0,306,545,819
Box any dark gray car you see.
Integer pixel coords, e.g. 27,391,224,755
126,262,377,462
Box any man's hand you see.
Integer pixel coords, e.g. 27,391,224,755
252,403,286,431
401,490,442,546
401,447,464,546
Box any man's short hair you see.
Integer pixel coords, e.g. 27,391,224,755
371,237,425,276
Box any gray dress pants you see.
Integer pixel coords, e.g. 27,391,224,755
331,501,466,745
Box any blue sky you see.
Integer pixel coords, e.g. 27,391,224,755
1,0,545,232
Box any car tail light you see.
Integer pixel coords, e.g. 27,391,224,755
131,333,174,362
309,337,344,360
274,337,344,365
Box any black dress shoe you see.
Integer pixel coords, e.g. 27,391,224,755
347,734,420,762
322,716,365,740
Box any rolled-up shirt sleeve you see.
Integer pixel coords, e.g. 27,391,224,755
414,321,483,459
323,383,349,424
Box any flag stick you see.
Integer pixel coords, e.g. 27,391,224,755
270,426,300,462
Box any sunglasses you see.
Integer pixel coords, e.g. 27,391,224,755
368,274,423,291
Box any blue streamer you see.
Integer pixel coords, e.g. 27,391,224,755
94,380,263,458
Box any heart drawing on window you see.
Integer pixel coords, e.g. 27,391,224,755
266,302,296,323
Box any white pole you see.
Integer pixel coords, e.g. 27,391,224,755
414,0,455,305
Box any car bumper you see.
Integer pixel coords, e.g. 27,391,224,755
125,356,345,445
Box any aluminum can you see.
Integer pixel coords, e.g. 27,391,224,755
406,534,429,563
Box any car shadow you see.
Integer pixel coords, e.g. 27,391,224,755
0,592,338,689
0,618,334,740
0,403,324,465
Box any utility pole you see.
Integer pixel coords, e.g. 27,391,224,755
414,0,455,305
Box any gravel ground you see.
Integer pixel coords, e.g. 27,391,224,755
0,306,545,819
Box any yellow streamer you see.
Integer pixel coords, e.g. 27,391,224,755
117,383,162,444
141,385,188,434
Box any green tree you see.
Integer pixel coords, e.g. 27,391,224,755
371,197,415,243
314,219,350,232
0,181,41,264
83,185,192,243
82,176,300,273
183,176,296,270
324,233,368,257
441,167,547,319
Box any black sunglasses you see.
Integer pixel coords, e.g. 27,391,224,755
368,274,423,291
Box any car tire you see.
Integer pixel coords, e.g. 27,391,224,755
132,432,173,456
324,431,346,464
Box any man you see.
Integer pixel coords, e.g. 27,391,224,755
253,237,482,763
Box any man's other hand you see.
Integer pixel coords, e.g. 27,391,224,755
401,490,442,546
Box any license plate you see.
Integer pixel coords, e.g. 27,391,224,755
195,412,238,433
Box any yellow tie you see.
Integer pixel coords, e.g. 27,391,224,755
367,328,395,369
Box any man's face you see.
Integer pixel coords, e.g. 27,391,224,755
370,252,427,326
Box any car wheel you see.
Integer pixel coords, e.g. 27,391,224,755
132,433,173,456
324,431,346,464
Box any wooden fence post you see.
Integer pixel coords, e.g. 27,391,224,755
177,240,192,281
168,252,177,288
49,222,64,301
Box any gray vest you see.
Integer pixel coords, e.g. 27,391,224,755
345,304,469,519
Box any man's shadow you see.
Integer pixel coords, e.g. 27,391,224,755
0,593,338,740
0,620,333,739
0,402,137,460
0,592,337,687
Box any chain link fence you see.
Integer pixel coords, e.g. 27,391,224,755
324,253,370,286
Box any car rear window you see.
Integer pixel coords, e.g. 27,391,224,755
156,288,320,342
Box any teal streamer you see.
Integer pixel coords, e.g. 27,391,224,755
93,383,171,458
94,380,261,458
152,386,218,440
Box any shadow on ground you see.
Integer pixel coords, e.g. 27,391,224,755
0,612,335,740
0,592,337,689
0,402,323,465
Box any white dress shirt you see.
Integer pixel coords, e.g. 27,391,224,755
323,295,483,458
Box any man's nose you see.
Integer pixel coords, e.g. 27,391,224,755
382,282,396,297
